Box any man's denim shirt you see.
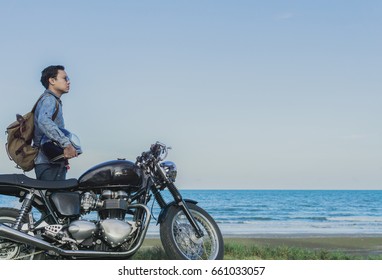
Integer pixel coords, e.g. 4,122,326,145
33,90,70,165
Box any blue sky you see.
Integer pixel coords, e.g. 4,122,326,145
0,0,381,189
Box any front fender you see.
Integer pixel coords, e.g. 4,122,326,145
157,199,198,224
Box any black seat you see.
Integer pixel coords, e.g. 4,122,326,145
0,174,78,190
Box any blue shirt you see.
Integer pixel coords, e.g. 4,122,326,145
33,90,71,164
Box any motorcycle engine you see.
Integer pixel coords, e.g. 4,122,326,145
66,190,136,247
81,190,131,219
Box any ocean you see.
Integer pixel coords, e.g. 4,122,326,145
1,190,382,237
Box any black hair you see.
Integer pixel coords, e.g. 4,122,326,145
40,65,65,89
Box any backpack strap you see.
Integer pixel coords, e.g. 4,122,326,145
52,100,59,121
32,93,60,121
31,95,45,113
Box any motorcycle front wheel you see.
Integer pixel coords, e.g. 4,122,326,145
160,203,224,260
0,208,45,260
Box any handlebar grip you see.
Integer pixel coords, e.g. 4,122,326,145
150,143,161,156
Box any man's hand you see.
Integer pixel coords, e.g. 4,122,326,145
63,144,78,159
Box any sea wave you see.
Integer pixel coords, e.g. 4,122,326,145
290,216,328,221
327,216,382,222
2,189,382,236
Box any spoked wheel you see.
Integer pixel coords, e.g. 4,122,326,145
160,203,224,260
0,208,45,260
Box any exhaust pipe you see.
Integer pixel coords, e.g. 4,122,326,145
0,205,151,258
0,223,57,252
0,222,149,258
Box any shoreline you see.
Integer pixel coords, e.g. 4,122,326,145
146,232,382,238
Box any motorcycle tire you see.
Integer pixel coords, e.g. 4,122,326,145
0,207,45,260
160,202,224,260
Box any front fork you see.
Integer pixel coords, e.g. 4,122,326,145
152,184,205,238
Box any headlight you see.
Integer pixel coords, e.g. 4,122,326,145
160,161,177,182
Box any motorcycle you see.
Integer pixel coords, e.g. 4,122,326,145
0,142,224,260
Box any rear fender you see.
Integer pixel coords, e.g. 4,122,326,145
0,185,26,197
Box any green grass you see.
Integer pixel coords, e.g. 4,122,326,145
131,246,170,260
223,242,372,260
131,241,382,260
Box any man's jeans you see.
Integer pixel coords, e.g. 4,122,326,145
35,163,67,181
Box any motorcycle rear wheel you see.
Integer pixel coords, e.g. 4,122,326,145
0,208,45,260
160,203,224,260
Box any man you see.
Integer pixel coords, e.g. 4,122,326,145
33,65,77,180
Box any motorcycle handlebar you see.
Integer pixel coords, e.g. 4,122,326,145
150,143,162,156
136,142,169,164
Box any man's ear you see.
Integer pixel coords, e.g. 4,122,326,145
48,77,56,86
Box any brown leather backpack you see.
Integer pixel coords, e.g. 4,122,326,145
5,95,58,171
